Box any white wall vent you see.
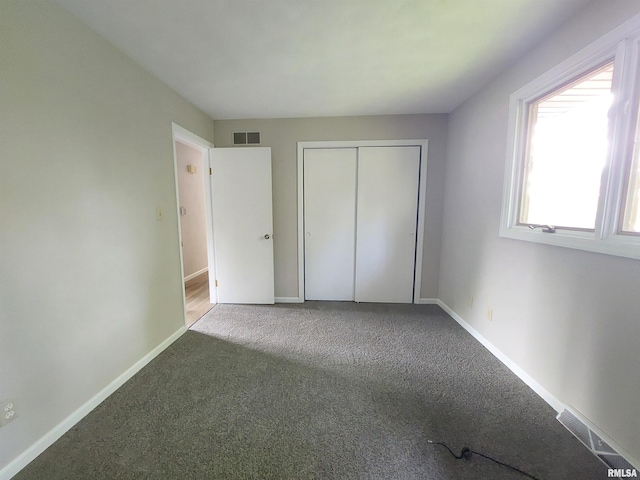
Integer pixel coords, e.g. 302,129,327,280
233,132,261,145
557,407,636,471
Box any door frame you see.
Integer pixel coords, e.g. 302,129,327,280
296,139,429,304
171,122,216,323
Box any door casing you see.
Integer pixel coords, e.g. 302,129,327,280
171,123,216,323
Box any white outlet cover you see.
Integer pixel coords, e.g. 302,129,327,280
0,399,18,427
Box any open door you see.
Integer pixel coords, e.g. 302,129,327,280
210,147,275,304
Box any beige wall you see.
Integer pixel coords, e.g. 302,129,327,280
176,141,208,278
440,0,640,465
213,115,448,300
0,0,213,472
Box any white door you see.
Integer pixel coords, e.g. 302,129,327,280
304,148,357,300
210,147,274,304
355,146,420,303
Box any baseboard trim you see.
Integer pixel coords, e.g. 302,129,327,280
184,267,208,283
436,299,564,413
438,300,639,469
0,325,187,480
279,297,438,305
4,301,636,477
417,298,438,304
275,296,304,303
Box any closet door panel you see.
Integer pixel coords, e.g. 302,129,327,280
355,146,420,303
304,148,357,300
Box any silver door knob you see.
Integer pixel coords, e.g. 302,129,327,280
264,234,270,239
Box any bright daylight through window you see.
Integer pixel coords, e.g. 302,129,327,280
501,22,640,259
520,62,614,231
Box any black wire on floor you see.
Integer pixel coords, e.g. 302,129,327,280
428,440,542,480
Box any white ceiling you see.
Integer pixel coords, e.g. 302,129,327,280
54,0,593,120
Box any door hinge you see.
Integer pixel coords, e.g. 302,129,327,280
215,280,218,287
209,167,212,176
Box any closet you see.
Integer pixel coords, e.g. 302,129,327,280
303,144,422,303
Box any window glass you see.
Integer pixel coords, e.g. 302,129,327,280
519,62,615,230
621,134,640,233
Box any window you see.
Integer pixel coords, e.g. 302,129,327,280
520,62,614,231
500,19,640,259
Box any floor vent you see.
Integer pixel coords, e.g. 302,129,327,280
233,132,261,145
557,408,634,471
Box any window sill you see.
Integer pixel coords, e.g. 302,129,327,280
499,225,640,260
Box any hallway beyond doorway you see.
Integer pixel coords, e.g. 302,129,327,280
185,271,213,326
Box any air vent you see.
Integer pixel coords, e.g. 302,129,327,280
233,132,246,145
557,408,635,470
233,132,261,145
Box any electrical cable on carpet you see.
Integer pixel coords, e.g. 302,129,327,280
428,440,542,480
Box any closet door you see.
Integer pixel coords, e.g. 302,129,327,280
304,148,357,300
355,146,420,303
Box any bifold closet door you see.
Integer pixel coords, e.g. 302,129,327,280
304,148,357,300
355,146,420,303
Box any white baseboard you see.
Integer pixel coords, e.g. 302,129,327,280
437,300,639,469
417,298,438,304
184,267,208,283
4,300,634,477
275,296,304,303
0,326,187,480
436,299,564,413
276,297,438,305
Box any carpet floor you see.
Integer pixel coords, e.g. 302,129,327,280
14,302,606,479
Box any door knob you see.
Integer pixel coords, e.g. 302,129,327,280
264,234,270,239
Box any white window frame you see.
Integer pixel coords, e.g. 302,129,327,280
500,14,640,260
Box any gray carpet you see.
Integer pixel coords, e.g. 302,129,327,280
15,302,606,479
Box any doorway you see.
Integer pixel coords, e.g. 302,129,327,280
172,124,216,326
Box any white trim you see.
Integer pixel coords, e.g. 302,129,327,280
171,123,214,150
296,141,305,302
417,298,439,304
436,300,564,413
184,267,208,283
3,301,637,477
0,326,186,480
203,148,217,305
297,139,429,304
297,139,427,149
275,296,304,303
171,123,218,322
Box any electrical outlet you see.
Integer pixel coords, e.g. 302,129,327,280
156,207,163,221
486,307,493,321
0,399,18,427
468,296,474,308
